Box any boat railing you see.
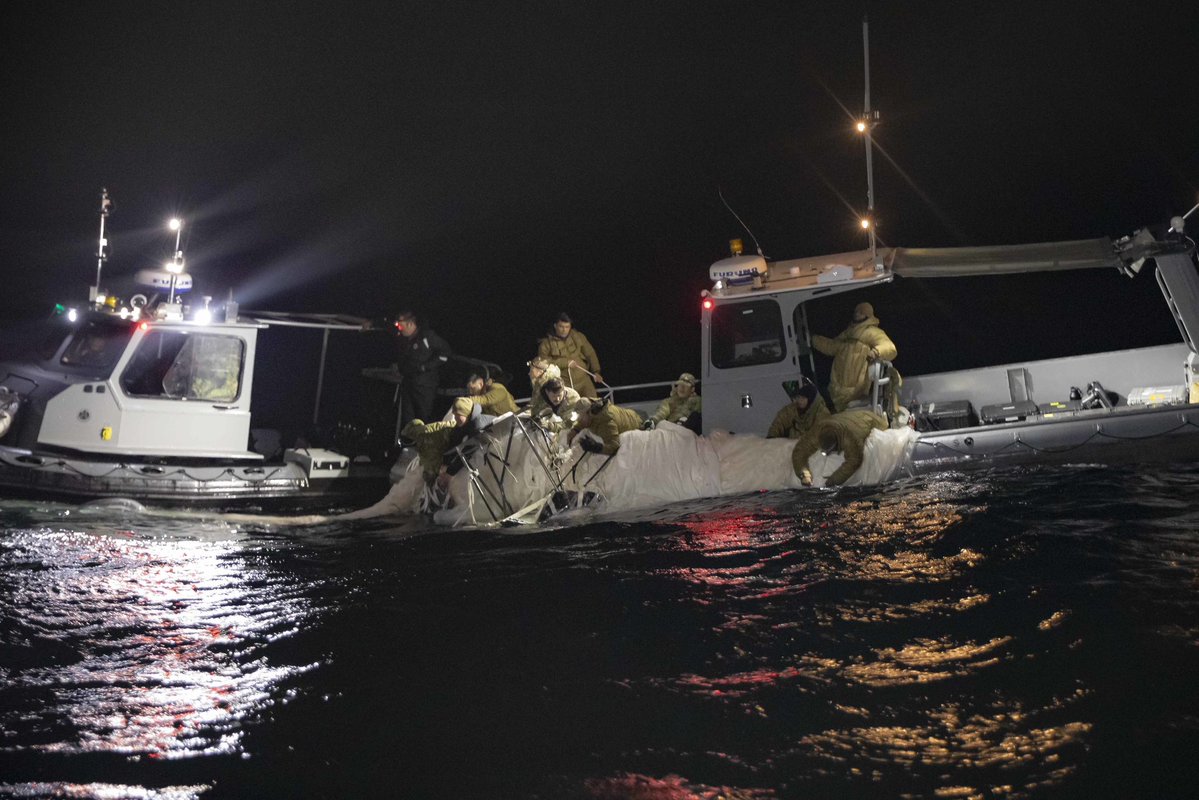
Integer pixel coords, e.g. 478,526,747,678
514,380,677,407
868,359,896,419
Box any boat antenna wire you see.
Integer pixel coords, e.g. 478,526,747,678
718,188,767,258
92,188,112,303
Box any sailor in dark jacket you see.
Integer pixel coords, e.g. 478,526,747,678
767,378,831,439
395,310,453,427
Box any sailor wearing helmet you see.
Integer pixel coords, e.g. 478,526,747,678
643,372,703,433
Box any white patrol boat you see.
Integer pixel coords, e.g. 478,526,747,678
694,15,1199,476
0,192,389,508
697,226,1199,473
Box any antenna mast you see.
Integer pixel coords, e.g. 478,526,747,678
92,188,111,303
861,17,878,262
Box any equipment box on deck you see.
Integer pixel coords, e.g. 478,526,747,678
979,400,1039,425
914,400,978,431
1127,385,1188,407
1038,400,1082,419
284,448,350,479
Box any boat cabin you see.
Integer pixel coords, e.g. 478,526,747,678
699,232,1199,461
1,309,263,460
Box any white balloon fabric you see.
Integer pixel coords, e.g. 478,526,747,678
339,415,919,525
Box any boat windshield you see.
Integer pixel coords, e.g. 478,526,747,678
59,320,134,369
120,330,245,402
710,299,786,368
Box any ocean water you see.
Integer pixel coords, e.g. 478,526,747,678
1,463,1198,799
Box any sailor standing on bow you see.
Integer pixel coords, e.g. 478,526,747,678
537,312,603,399
395,310,453,429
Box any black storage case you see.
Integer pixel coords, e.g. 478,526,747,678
979,400,1040,425
914,400,979,431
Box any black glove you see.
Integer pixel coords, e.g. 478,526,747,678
579,437,604,454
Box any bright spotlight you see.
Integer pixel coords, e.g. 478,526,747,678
860,218,872,230
169,218,182,231
855,120,867,133
194,308,212,325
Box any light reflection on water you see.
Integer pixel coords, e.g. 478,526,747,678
608,478,1101,798
1,523,317,768
1,464,1198,798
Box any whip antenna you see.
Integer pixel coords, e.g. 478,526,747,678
718,188,767,258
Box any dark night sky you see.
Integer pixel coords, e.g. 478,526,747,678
2,1,1197,401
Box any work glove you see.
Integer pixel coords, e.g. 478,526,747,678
579,437,604,454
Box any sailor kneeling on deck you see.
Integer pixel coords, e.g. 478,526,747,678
466,372,518,416
531,377,582,433
791,409,888,487
524,357,560,417
401,397,495,495
568,397,642,456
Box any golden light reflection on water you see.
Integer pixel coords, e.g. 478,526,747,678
800,703,1091,798
635,479,1093,796
2,527,315,762
582,771,776,799
840,635,1013,687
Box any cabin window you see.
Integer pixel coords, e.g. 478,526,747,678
120,331,245,402
59,320,133,369
710,300,786,368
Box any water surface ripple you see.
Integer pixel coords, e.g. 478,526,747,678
2,463,1198,798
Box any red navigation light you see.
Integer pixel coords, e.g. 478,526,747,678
138,321,150,332
702,298,714,311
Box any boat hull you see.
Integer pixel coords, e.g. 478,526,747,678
909,403,1199,473
0,446,389,510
